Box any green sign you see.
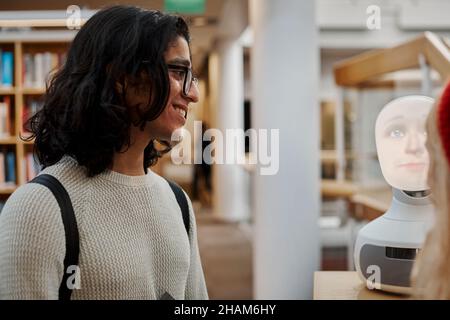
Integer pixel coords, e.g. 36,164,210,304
164,0,205,14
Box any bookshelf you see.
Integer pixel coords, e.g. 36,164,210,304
0,38,69,199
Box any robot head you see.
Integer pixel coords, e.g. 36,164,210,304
375,96,434,191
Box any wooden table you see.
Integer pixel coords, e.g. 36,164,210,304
313,271,407,300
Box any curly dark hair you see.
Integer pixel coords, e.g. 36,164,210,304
24,5,191,177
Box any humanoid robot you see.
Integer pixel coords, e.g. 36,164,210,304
354,95,435,294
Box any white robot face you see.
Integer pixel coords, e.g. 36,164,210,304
375,96,434,191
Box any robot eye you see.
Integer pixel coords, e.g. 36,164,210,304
390,129,404,138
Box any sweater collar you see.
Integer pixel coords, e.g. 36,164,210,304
98,168,154,187
61,155,154,187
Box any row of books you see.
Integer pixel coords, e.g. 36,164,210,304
0,96,44,138
0,151,16,186
24,152,41,182
23,52,66,89
22,98,43,134
0,96,12,138
0,152,40,188
0,50,14,88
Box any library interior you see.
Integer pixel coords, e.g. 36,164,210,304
1,0,450,300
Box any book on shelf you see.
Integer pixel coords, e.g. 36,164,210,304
5,151,15,184
23,51,66,89
0,150,16,187
0,50,14,88
0,152,5,184
0,96,11,138
22,98,43,134
22,53,33,88
25,153,41,181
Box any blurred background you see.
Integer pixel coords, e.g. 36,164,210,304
1,0,450,299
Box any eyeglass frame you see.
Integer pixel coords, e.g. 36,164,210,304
166,64,198,96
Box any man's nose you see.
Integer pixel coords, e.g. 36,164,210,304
186,81,199,103
405,130,424,155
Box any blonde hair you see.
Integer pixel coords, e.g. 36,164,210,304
412,98,450,299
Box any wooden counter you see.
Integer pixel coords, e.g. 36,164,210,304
321,179,357,199
349,187,392,221
313,271,407,300
321,179,392,221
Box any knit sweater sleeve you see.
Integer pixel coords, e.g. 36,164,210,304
183,192,209,300
0,183,65,300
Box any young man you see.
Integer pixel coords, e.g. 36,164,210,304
0,5,208,300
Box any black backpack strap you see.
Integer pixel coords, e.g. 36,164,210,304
29,174,79,301
165,179,190,235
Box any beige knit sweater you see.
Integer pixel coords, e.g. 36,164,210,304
0,156,208,300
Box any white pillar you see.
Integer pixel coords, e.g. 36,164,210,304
251,0,320,299
210,39,249,222
335,88,345,181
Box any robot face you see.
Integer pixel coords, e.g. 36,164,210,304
375,96,434,191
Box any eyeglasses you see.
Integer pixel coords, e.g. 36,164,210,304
166,64,198,96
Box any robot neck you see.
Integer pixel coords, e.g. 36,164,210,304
392,188,431,205
383,188,434,222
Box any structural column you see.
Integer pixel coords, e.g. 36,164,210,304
250,0,320,299
208,38,249,222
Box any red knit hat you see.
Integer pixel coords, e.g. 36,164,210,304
438,81,450,164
